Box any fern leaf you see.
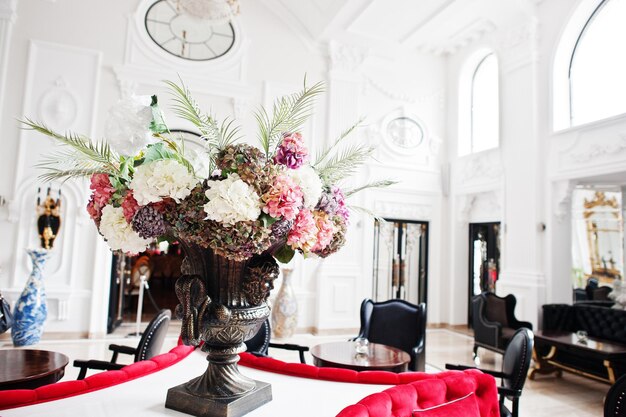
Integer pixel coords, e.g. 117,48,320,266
314,118,364,167
255,80,324,156
344,180,397,197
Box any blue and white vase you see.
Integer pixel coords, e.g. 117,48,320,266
11,249,51,346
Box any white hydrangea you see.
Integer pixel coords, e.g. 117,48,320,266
130,159,198,205
204,173,261,225
288,165,323,208
104,95,156,156
99,205,151,254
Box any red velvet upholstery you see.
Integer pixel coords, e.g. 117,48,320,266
0,344,195,410
238,352,499,417
412,392,480,417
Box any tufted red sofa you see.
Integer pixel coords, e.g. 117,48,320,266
238,353,500,417
0,344,195,410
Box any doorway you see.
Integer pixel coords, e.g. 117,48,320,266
372,219,429,305
468,222,500,326
107,241,183,333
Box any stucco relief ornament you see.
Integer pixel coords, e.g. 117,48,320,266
23,78,394,417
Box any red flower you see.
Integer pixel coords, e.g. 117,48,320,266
121,191,140,223
86,196,103,222
90,173,115,206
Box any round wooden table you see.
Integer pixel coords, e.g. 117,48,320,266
0,349,69,390
310,341,410,373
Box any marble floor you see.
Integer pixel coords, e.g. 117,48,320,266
1,322,607,416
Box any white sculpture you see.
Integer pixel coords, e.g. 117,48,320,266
609,280,626,309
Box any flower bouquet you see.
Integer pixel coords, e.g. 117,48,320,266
25,79,391,416
26,80,388,263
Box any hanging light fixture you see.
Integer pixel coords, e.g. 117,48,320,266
177,0,240,24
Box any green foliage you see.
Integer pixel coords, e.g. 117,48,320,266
255,79,324,157
165,79,241,172
274,244,295,264
314,118,364,166
315,143,376,185
344,180,397,198
22,118,119,182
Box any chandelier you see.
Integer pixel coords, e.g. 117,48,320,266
177,0,240,24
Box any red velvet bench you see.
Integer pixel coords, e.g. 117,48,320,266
0,344,195,410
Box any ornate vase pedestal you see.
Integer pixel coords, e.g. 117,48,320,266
11,249,50,347
271,268,298,338
164,244,279,417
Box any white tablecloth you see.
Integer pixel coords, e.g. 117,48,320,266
2,351,391,416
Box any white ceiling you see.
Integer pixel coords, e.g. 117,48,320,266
261,0,533,56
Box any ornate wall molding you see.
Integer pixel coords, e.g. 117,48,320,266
415,19,496,56
363,76,444,109
499,19,540,73
457,190,502,222
374,200,433,221
0,0,17,132
459,152,504,186
569,132,626,163
553,179,575,222
328,40,368,73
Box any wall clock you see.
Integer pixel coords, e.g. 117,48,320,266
144,0,235,61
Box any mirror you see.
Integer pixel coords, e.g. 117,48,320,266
572,189,624,287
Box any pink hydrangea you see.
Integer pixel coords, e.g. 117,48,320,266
311,210,335,252
332,186,350,224
90,173,116,206
274,132,309,169
262,174,304,221
86,196,103,222
121,191,140,223
287,209,318,252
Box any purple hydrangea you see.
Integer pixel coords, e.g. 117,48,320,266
274,132,309,169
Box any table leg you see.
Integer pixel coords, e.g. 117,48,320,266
529,346,562,380
604,360,616,384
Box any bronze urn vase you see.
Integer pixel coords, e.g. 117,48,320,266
165,242,279,417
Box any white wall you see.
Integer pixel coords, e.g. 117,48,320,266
446,0,626,329
0,0,446,337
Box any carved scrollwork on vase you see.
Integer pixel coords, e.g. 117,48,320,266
243,254,279,306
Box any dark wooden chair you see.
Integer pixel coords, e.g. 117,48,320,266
472,292,532,358
447,328,534,417
245,319,309,364
74,309,171,380
605,373,626,417
354,298,427,372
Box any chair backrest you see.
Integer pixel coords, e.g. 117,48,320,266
245,319,270,356
358,298,426,371
604,374,626,417
135,309,171,362
482,292,514,327
501,328,533,392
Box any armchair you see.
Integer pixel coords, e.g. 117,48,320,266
447,328,534,417
73,309,171,379
472,292,532,358
245,319,309,364
354,298,427,372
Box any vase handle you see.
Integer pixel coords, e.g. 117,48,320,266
175,275,210,346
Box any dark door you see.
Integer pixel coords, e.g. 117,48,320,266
372,219,428,305
468,222,500,326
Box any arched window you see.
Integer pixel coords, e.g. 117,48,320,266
459,50,499,156
554,0,626,129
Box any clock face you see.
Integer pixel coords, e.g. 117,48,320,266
145,0,235,61
386,117,424,149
